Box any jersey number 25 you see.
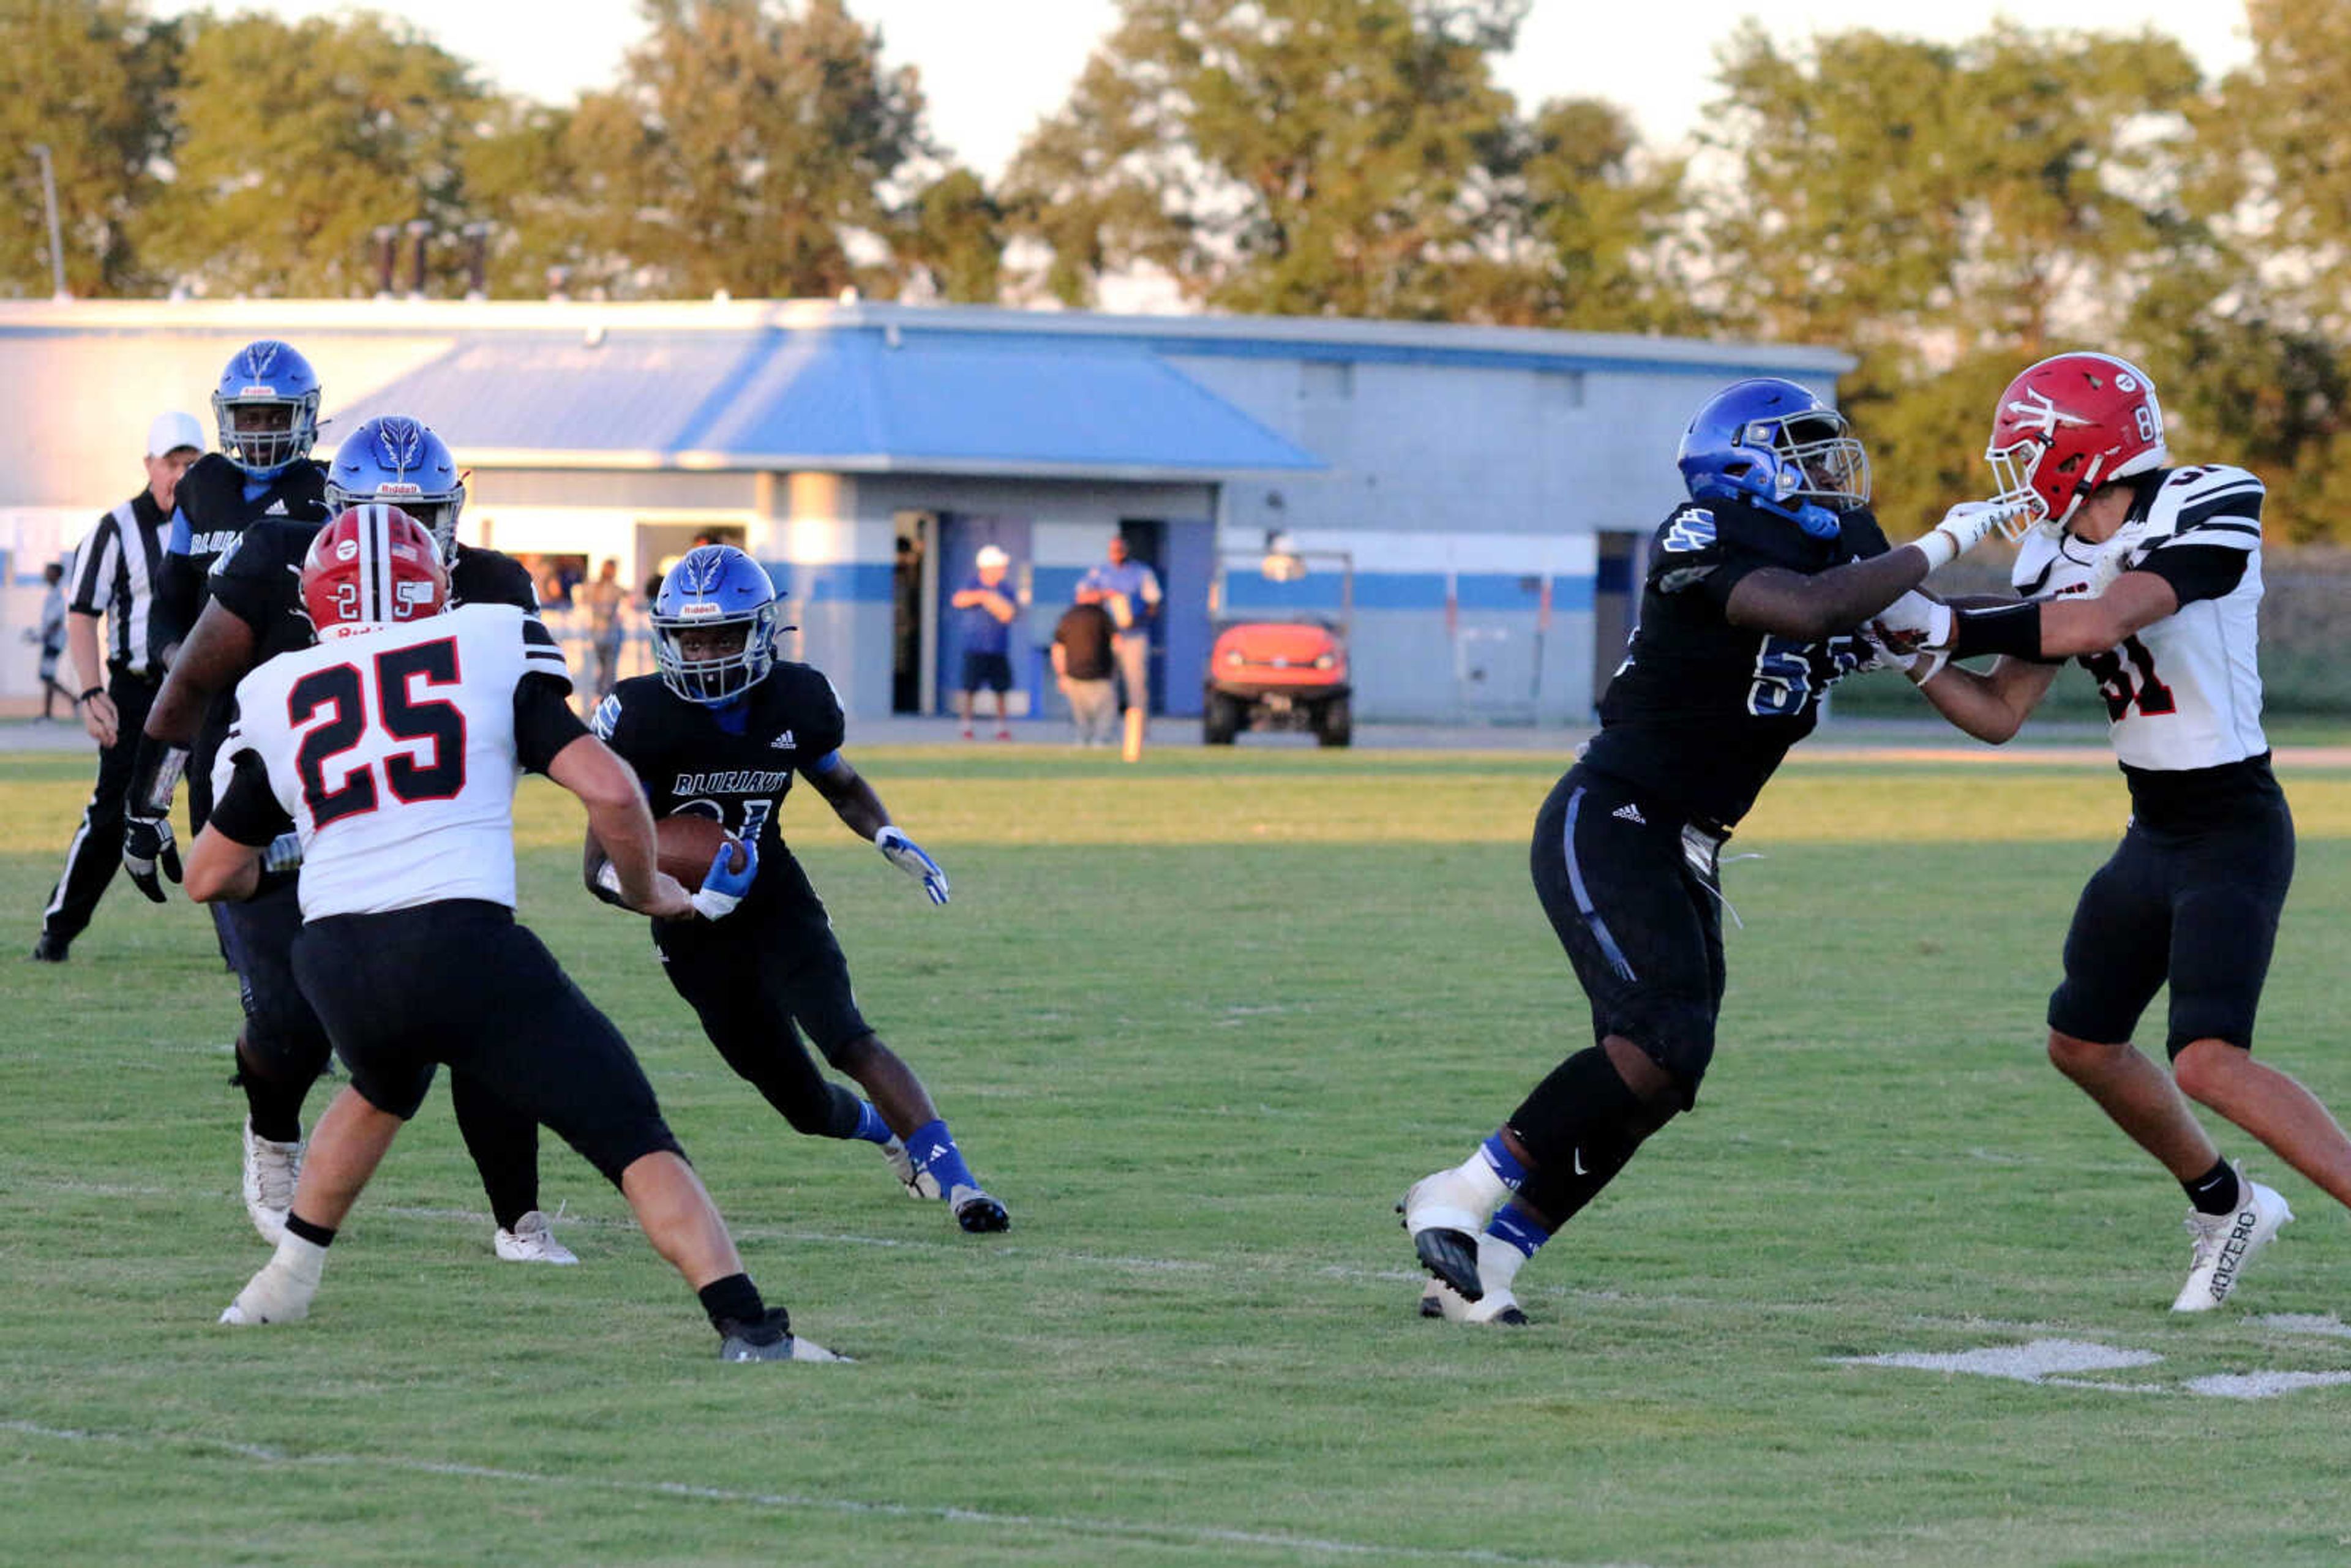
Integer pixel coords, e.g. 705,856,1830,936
290,638,467,827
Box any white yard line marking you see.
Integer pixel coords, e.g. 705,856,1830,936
0,1419,1646,1568
1832,1337,2351,1400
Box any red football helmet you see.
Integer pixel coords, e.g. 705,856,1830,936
301,504,450,640
1984,351,2168,538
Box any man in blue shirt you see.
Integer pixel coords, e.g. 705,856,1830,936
1078,536,1161,761
950,544,1018,740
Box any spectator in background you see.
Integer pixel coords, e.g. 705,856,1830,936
950,544,1018,740
1079,535,1161,762
25,561,69,721
583,557,628,699
34,411,200,961
1052,588,1119,748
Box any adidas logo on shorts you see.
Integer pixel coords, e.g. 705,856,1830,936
1611,803,1647,825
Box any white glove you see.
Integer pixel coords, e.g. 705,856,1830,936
1910,501,2023,571
1867,591,1952,685
875,826,949,906
261,833,304,874
689,836,759,921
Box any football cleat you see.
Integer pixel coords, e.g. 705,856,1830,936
493,1210,579,1265
879,1135,939,1199
219,1261,315,1326
2172,1174,2293,1313
1397,1169,1494,1301
716,1306,848,1362
1418,1277,1531,1327
948,1184,1011,1233
30,931,68,962
241,1117,301,1245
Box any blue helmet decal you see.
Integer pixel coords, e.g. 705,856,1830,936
212,339,323,479
1676,378,1867,541
651,544,785,704
326,416,465,561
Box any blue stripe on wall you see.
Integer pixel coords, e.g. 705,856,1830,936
761,560,894,604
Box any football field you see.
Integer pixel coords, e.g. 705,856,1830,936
3,741,2349,1566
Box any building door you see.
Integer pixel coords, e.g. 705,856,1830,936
1113,519,1169,715
1591,530,1644,713
1452,574,1547,721
936,513,1034,716
891,511,936,715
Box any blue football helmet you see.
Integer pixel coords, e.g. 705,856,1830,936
1676,378,1868,541
212,339,322,479
325,416,466,561
651,545,782,704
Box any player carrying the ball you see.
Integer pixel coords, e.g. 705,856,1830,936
585,544,1010,1233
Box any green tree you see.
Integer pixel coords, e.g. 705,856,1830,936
0,0,178,296
574,0,951,299
898,168,1004,304
1005,0,1528,318
146,10,488,296
1698,22,2203,530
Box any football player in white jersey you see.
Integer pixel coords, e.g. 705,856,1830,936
182,506,831,1360
1871,351,2351,1312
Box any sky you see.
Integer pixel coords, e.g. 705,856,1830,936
152,0,2257,181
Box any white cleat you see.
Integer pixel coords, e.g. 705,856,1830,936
1397,1168,1498,1300
880,1135,939,1199
241,1117,301,1246
219,1260,315,1326
1418,1277,1531,1326
2172,1174,2293,1312
493,1210,580,1265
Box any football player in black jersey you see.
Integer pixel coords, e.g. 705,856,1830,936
126,415,568,1264
141,340,331,836
1399,378,2014,1324
586,545,1011,1234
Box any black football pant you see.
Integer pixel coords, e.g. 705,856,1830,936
38,664,157,948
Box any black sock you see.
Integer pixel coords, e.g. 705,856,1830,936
450,1072,541,1231
2183,1159,2241,1216
239,1056,307,1145
698,1272,771,1336
284,1212,337,1247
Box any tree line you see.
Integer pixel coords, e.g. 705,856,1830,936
9,0,2348,540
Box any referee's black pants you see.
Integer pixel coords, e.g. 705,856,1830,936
39,664,158,948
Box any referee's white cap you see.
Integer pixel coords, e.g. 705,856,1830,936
146,410,206,458
975,544,1010,568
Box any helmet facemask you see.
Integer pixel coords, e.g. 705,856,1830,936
1745,408,1871,512
653,605,777,704
214,391,320,478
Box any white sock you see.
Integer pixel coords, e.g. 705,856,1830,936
271,1229,329,1288
1450,1151,1512,1218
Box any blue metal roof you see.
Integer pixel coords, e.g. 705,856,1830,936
329,326,1325,479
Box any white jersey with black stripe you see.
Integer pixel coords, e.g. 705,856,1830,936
216,602,573,918
2011,464,2267,771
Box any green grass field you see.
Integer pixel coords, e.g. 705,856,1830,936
2,745,2349,1566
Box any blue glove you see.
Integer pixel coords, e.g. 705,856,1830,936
874,826,948,906
689,836,759,921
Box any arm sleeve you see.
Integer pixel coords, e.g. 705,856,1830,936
797,673,850,778
66,516,116,616
2134,544,2249,607
208,749,294,846
513,673,590,775
151,519,201,648
520,615,574,691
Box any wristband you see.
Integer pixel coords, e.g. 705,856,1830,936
1951,602,2045,661
78,685,103,703
1910,530,1960,572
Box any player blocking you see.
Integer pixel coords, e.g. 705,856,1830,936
184,507,830,1359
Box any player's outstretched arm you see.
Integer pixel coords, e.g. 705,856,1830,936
546,734,694,919
1725,502,2018,643
805,753,949,905
1908,656,2061,746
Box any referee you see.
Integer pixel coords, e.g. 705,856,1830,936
33,411,204,962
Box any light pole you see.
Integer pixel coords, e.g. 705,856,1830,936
30,143,68,299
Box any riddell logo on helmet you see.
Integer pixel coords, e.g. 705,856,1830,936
240,384,277,396
678,601,722,618
375,482,422,496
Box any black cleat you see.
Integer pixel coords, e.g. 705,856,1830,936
950,1185,1011,1233
716,1307,795,1362
1412,1226,1485,1302
29,931,68,962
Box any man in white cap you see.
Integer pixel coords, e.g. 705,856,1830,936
32,411,205,961
948,543,1019,740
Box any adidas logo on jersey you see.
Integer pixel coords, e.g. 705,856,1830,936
770,730,795,749
1611,803,1647,825
264,499,289,516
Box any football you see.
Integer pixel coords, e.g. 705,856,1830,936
654,812,747,891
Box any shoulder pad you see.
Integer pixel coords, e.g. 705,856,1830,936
2145,465,2264,542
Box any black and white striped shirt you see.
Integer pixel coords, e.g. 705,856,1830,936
66,492,170,677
